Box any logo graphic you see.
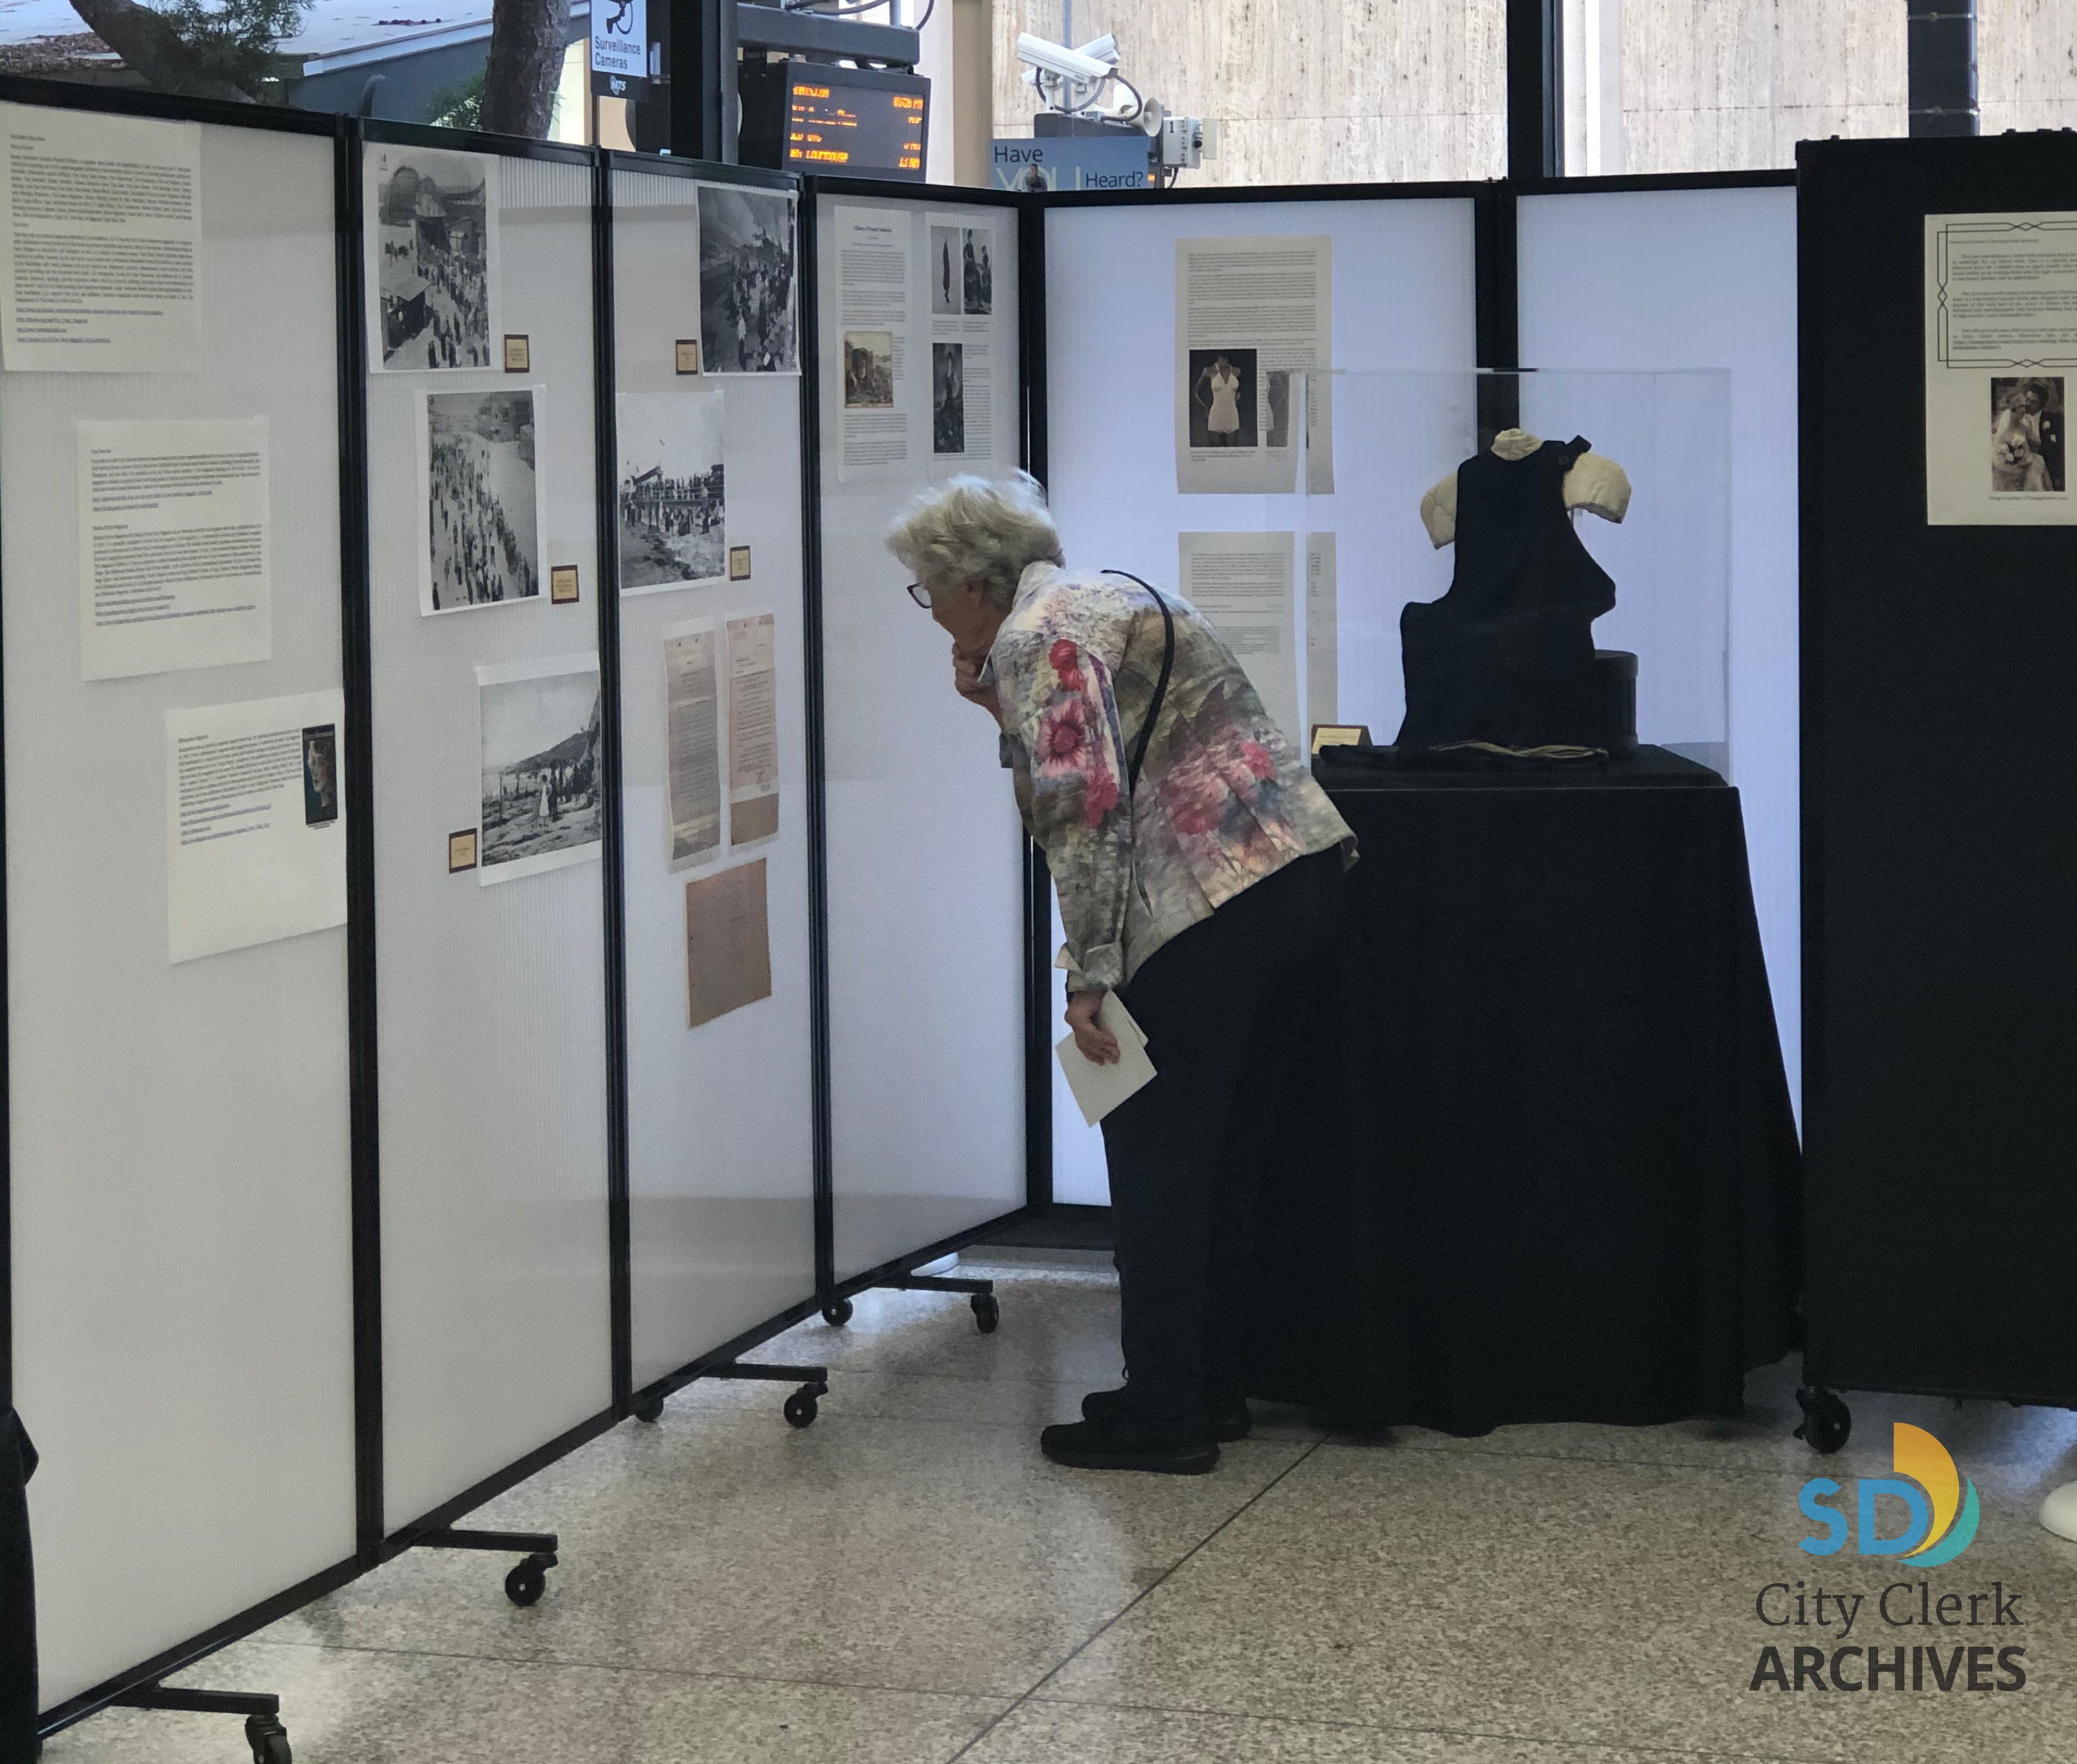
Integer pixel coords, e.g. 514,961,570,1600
1800,1424,1980,1565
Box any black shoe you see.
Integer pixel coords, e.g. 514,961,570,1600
1040,1416,1220,1475
1080,1386,1253,1442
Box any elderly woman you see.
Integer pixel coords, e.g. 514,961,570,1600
888,475,1355,1474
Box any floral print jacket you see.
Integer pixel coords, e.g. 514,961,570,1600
987,561,1356,993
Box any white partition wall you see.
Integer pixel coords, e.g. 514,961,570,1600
1041,194,1482,1206
1517,185,1802,1109
611,164,817,1390
3,111,357,1707
814,190,1027,1282
365,138,613,1533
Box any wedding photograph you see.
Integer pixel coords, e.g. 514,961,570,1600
1990,376,2065,495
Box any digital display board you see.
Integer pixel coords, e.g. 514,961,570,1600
784,65,929,180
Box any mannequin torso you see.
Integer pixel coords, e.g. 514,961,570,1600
1420,429,1632,547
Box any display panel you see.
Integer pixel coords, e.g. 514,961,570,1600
1800,133,2077,1407
815,190,1025,1280
611,163,816,1393
3,113,356,1708
363,139,612,1533
1041,194,1477,1206
1518,185,1800,1106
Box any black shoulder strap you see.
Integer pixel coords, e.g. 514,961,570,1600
1102,570,1175,797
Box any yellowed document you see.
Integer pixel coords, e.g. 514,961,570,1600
727,611,780,844
685,857,773,1028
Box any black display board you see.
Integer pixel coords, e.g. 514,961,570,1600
1798,133,2077,1407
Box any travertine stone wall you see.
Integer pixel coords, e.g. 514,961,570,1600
1979,0,2077,135
991,0,2077,187
1620,0,1905,172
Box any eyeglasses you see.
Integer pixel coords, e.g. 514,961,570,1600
906,582,933,610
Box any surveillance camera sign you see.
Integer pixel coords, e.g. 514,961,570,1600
591,0,649,98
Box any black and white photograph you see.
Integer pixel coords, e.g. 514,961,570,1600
963,227,994,315
930,224,962,317
1187,346,1258,449
617,389,727,593
478,657,603,882
368,146,497,372
932,342,965,455
1991,376,2065,495
699,185,797,373
844,330,894,408
421,389,543,615
1264,369,1292,449
302,725,339,826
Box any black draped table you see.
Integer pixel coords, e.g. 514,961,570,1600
1242,747,1804,1434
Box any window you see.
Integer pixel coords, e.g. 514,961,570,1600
1979,0,2077,135
993,0,1507,185
1564,0,1906,176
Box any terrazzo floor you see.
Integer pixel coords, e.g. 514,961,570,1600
43,1251,2077,1763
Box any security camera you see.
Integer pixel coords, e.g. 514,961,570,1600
1072,34,1120,67
1015,32,1117,86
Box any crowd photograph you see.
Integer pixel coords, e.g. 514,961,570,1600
374,148,495,371
424,389,541,611
700,185,797,372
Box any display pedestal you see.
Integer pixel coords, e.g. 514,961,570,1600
1243,749,1803,1433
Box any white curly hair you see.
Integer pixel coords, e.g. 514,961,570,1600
885,471,1063,611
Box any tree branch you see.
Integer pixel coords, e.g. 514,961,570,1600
70,0,258,100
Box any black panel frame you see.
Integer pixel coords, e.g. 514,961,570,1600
592,152,635,1419
797,189,839,1298
796,174,1037,1287
591,146,818,1410
334,111,385,1569
352,116,622,1569
1018,195,1054,1212
0,76,360,1740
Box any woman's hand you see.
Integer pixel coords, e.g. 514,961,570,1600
1065,989,1120,1065
953,640,1001,721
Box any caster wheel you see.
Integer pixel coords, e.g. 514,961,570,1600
1794,1387,1852,1455
821,1298,854,1328
971,1292,1000,1334
504,1550,555,1607
783,1386,820,1428
245,1715,293,1764
635,1399,664,1423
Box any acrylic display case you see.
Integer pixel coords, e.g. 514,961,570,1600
1299,369,1733,775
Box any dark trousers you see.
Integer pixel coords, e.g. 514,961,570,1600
1101,848,1341,1425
